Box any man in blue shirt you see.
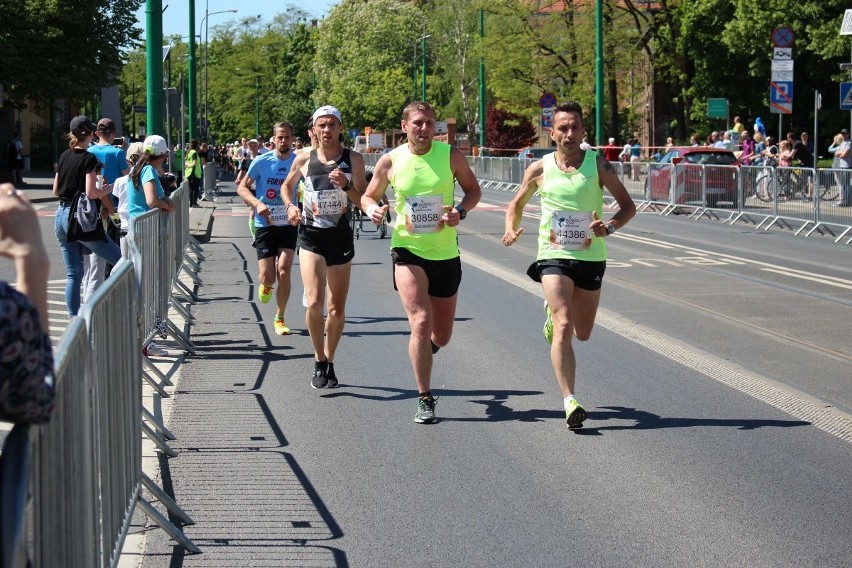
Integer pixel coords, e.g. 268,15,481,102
236,122,299,336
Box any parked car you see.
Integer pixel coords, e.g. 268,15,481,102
646,147,739,207
518,147,553,160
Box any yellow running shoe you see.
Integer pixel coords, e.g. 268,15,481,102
258,283,273,303
273,316,291,336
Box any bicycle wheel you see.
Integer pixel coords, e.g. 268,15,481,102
821,183,839,201
755,173,774,201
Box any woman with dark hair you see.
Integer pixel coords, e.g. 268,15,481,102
52,116,121,316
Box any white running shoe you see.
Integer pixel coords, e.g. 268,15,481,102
144,341,168,357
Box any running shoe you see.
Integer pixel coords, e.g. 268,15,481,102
414,395,437,424
311,360,328,389
565,398,587,430
273,316,291,336
543,300,554,344
144,341,168,358
258,283,273,304
325,362,338,388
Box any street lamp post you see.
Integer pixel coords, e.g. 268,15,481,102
201,4,237,142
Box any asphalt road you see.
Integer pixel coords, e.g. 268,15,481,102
12,180,852,567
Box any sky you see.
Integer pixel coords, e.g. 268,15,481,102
134,0,338,39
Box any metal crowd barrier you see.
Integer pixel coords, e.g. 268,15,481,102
4,184,207,565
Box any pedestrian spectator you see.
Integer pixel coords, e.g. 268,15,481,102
129,135,175,358
52,116,121,316
715,131,733,150
361,101,481,424
85,118,127,302
112,142,145,257
830,129,851,206
733,116,745,136
281,105,367,390
6,129,24,186
173,144,184,186
753,133,766,161
786,131,814,199
603,138,620,162
801,131,814,155
690,134,700,147
629,138,641,180
0,183,55,424
740,130,755,165
579,136,591,151
754,117,766,137
778,140,793,168
184,139,202,207
502,101,636,430
237,122,299,336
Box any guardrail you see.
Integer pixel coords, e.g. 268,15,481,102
2,182,204,566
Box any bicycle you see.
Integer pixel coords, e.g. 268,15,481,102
754,158,778,202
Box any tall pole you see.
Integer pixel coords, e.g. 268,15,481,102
595,0,604,146
255,76,260,138
204,0,209,142
146,0,163,135
421,34,427,101
188,1,197,140
413,41,418,101
479,9,486,148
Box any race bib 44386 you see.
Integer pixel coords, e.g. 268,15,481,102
549,210,592,250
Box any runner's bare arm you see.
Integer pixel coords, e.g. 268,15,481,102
345,151,367,205
450,146,482,213
362,154,392,224
281,153,309,203
596,154,636,230
502,160,544,246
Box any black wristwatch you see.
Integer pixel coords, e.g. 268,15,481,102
454,205,467,220
342,179,353,191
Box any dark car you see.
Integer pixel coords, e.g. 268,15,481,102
646,147,739,207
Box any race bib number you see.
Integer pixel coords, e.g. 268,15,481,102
404,196,444,234
313,188,347,216
268,203,288,226
549,210,592,250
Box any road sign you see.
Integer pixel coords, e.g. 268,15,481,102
771,59,794,72
841,83,852,110
770,82,793,114
773,48,792,60
841,10,852,35
772,26,794,48
539,93,557,109
772,70,794,82
541,107,555,130
707,98,728,119
132,105,147,114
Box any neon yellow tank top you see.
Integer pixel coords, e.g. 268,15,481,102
537,150,607,261
389,141,458,260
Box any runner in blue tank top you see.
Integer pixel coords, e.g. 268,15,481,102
237,122,299,336
282,105,367,390
503,101,636,430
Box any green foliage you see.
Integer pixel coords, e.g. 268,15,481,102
0,0,143,105
313,0,422,131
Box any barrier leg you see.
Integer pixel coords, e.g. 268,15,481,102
143,358,174,388
174,280,199,304
165,320,196,355
136,498,201,553
169,296,195,323
141,406,177,441
141,422,178,457
141,473,195,526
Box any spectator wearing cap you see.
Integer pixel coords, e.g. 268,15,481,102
128,135,175,217
184,139,202,207
603,138,620,162
52,116,121,316
83,118,128,302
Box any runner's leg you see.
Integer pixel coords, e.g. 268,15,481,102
542,274,578,398
275,248,296,318
300,250,329,361
323,261,352,363
395,264,433,394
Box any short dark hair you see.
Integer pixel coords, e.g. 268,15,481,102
554,101,584,122
273,121,293,134
402,101,435,121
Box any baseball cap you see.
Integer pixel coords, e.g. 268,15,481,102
126,141,145,160
248,138,259,145
312,105,342,124
143,135,169,157
70,115,96,135
97,118,116,132
842,129,849,135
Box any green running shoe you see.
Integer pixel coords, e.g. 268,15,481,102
543,300,553,344
258,283,273,304
414,396,437,424
565,398,587,430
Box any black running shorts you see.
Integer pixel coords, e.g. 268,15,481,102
528,258,607,291
253,225,298,260
298,224,355,266
391,247,462,298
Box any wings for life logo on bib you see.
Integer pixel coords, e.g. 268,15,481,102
549,211,592,250
265,188,277,200
403,195,444,234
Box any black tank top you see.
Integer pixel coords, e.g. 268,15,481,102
302,148,352,229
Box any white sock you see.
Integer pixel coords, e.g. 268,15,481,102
563,395,576,408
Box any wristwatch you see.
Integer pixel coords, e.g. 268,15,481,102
454,205,467,220
342,179,353,191
605,222,616,235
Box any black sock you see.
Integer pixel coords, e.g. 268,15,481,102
419,391,432,400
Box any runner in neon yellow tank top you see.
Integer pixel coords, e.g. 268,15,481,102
362,101,481,424
503,101,636,430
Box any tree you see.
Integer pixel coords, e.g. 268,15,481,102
314,0,422,132
0,0,143,105
486,105,537,153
